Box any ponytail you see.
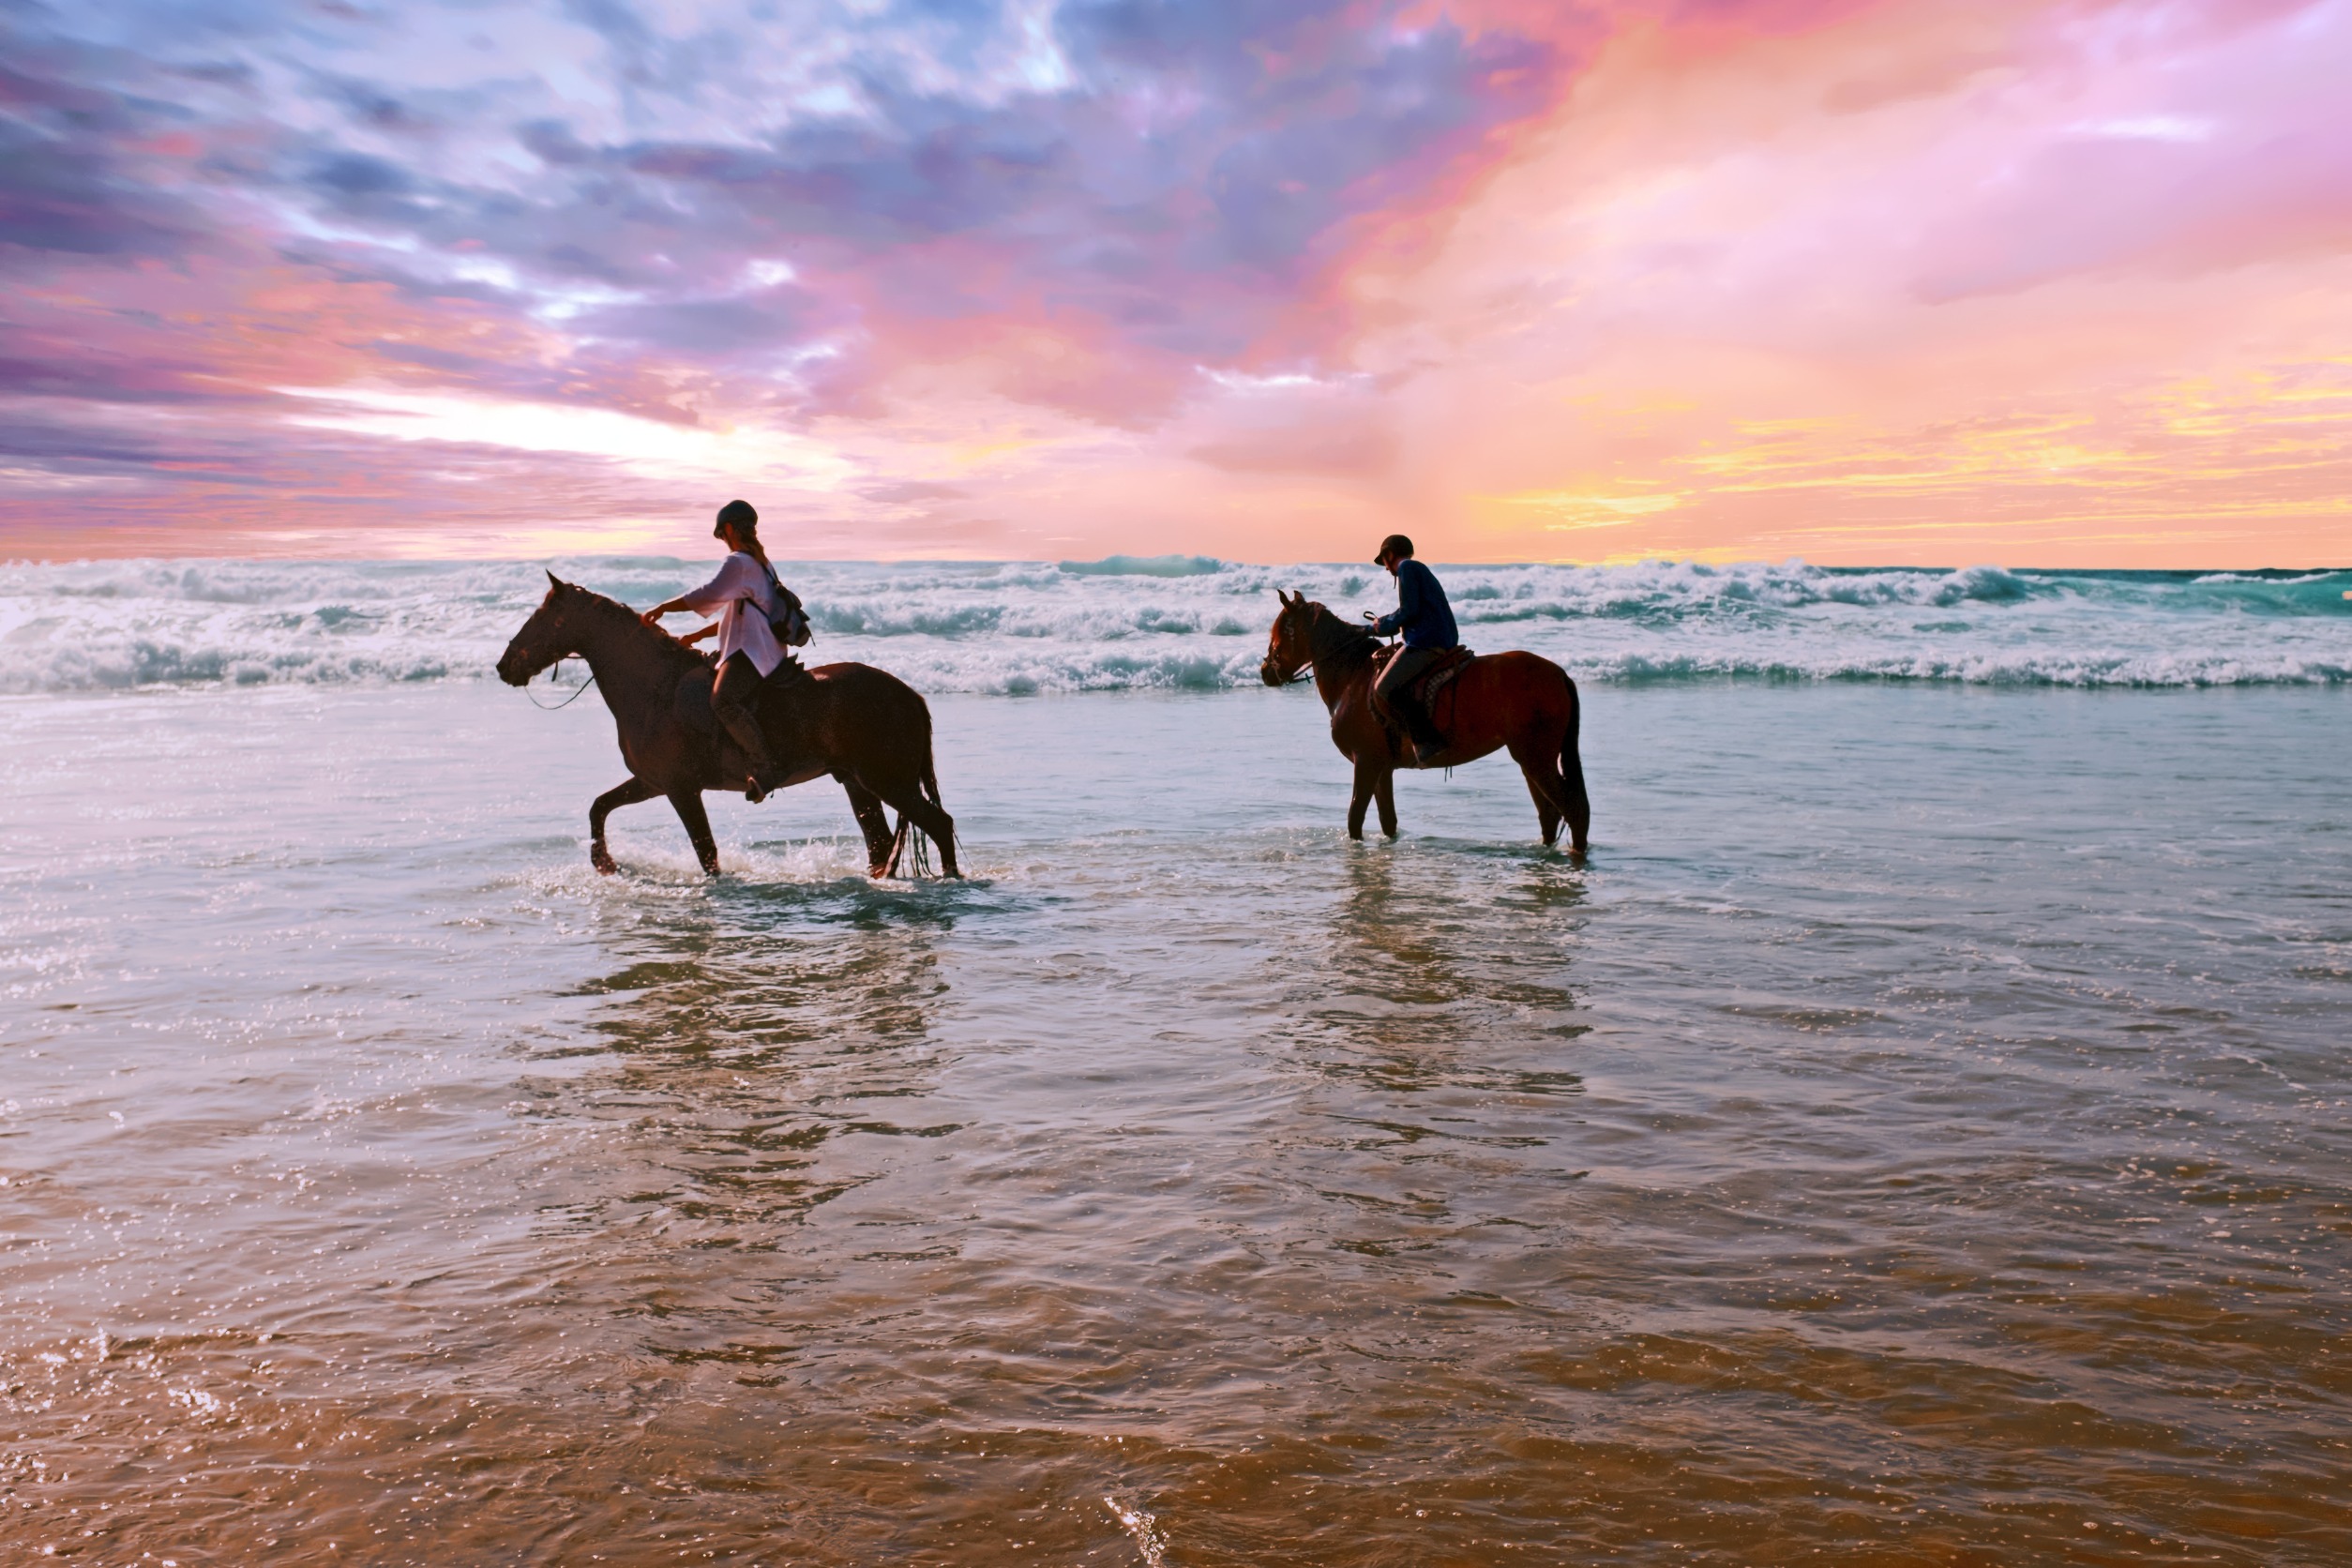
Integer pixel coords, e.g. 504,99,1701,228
716,497,771,570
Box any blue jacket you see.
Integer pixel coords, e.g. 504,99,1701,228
1373,558,1459,649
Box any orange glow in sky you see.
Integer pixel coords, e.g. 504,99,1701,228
3,0,2347,565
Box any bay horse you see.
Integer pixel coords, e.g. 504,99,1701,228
1259,589,1590,853
497,574,959,879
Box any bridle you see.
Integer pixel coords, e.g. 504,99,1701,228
511,598,601,709
1265,600,1382,686
1263,609,1317,686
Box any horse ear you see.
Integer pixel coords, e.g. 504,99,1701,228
545,569,565,593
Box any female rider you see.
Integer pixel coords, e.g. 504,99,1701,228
639,499,792,801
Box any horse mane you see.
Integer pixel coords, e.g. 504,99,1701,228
1305,601,1377,671
560,580,709,673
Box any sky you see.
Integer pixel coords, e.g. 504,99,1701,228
2,0,2347,565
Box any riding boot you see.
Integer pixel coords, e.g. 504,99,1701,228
1398,698,1447,764
719,713,784,802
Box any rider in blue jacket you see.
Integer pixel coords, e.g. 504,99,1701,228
1369,534,1458,761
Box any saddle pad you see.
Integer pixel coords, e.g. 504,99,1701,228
1369,646,1474,734
1418,646,1475,704
1374,645,1475,702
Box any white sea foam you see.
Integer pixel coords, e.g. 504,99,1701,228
0,556,2344,696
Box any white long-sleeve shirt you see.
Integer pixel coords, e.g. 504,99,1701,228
677,551,786,677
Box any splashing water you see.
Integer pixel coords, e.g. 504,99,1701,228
1104,1496,1169,1567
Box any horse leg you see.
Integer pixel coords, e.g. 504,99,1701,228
1348,757,1379,840
838,776,897,877
922,755,959,879
1506,737,1567,847
882,816,912,879
1520,755,1562,846
1375,768,1399,839
1560,696,1591,856
668,789,720,876
866,775,957,879
588,776,657,874
1511,726,1590,853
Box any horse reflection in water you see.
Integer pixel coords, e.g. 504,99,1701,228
553,908,955,1243
498,575,957,878
1297,846,1591,1079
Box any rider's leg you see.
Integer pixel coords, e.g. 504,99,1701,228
1375,646,1447,761
712,651,783,800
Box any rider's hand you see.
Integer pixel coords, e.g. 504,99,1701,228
640,607,667,626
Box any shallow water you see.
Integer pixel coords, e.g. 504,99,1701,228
2,675,2348,1565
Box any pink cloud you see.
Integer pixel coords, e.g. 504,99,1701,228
3,0,2348,565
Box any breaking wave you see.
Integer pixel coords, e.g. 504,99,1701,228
0,557,2344,696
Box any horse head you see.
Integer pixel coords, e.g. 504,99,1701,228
496,571,580,686
1260,588,1318,686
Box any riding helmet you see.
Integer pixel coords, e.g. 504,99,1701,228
1373,533,1414,565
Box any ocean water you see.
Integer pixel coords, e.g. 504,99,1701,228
3,556,2347,696
1,558,2348,1565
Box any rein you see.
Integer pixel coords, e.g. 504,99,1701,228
525,660,600,710
1277,607,1379,686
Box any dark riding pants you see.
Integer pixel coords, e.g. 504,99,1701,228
713,651,782,784
1376,645,1445,708
1376,645,1450,746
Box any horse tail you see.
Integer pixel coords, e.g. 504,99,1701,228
887,746,937,877
902,817,934,878
1559,670,1591,847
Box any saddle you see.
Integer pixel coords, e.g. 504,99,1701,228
1369,644,1474,730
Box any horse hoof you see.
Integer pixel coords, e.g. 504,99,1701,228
591,844,616,875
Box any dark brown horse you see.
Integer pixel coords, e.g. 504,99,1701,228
497,574,958,878
1259,590,1590,853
